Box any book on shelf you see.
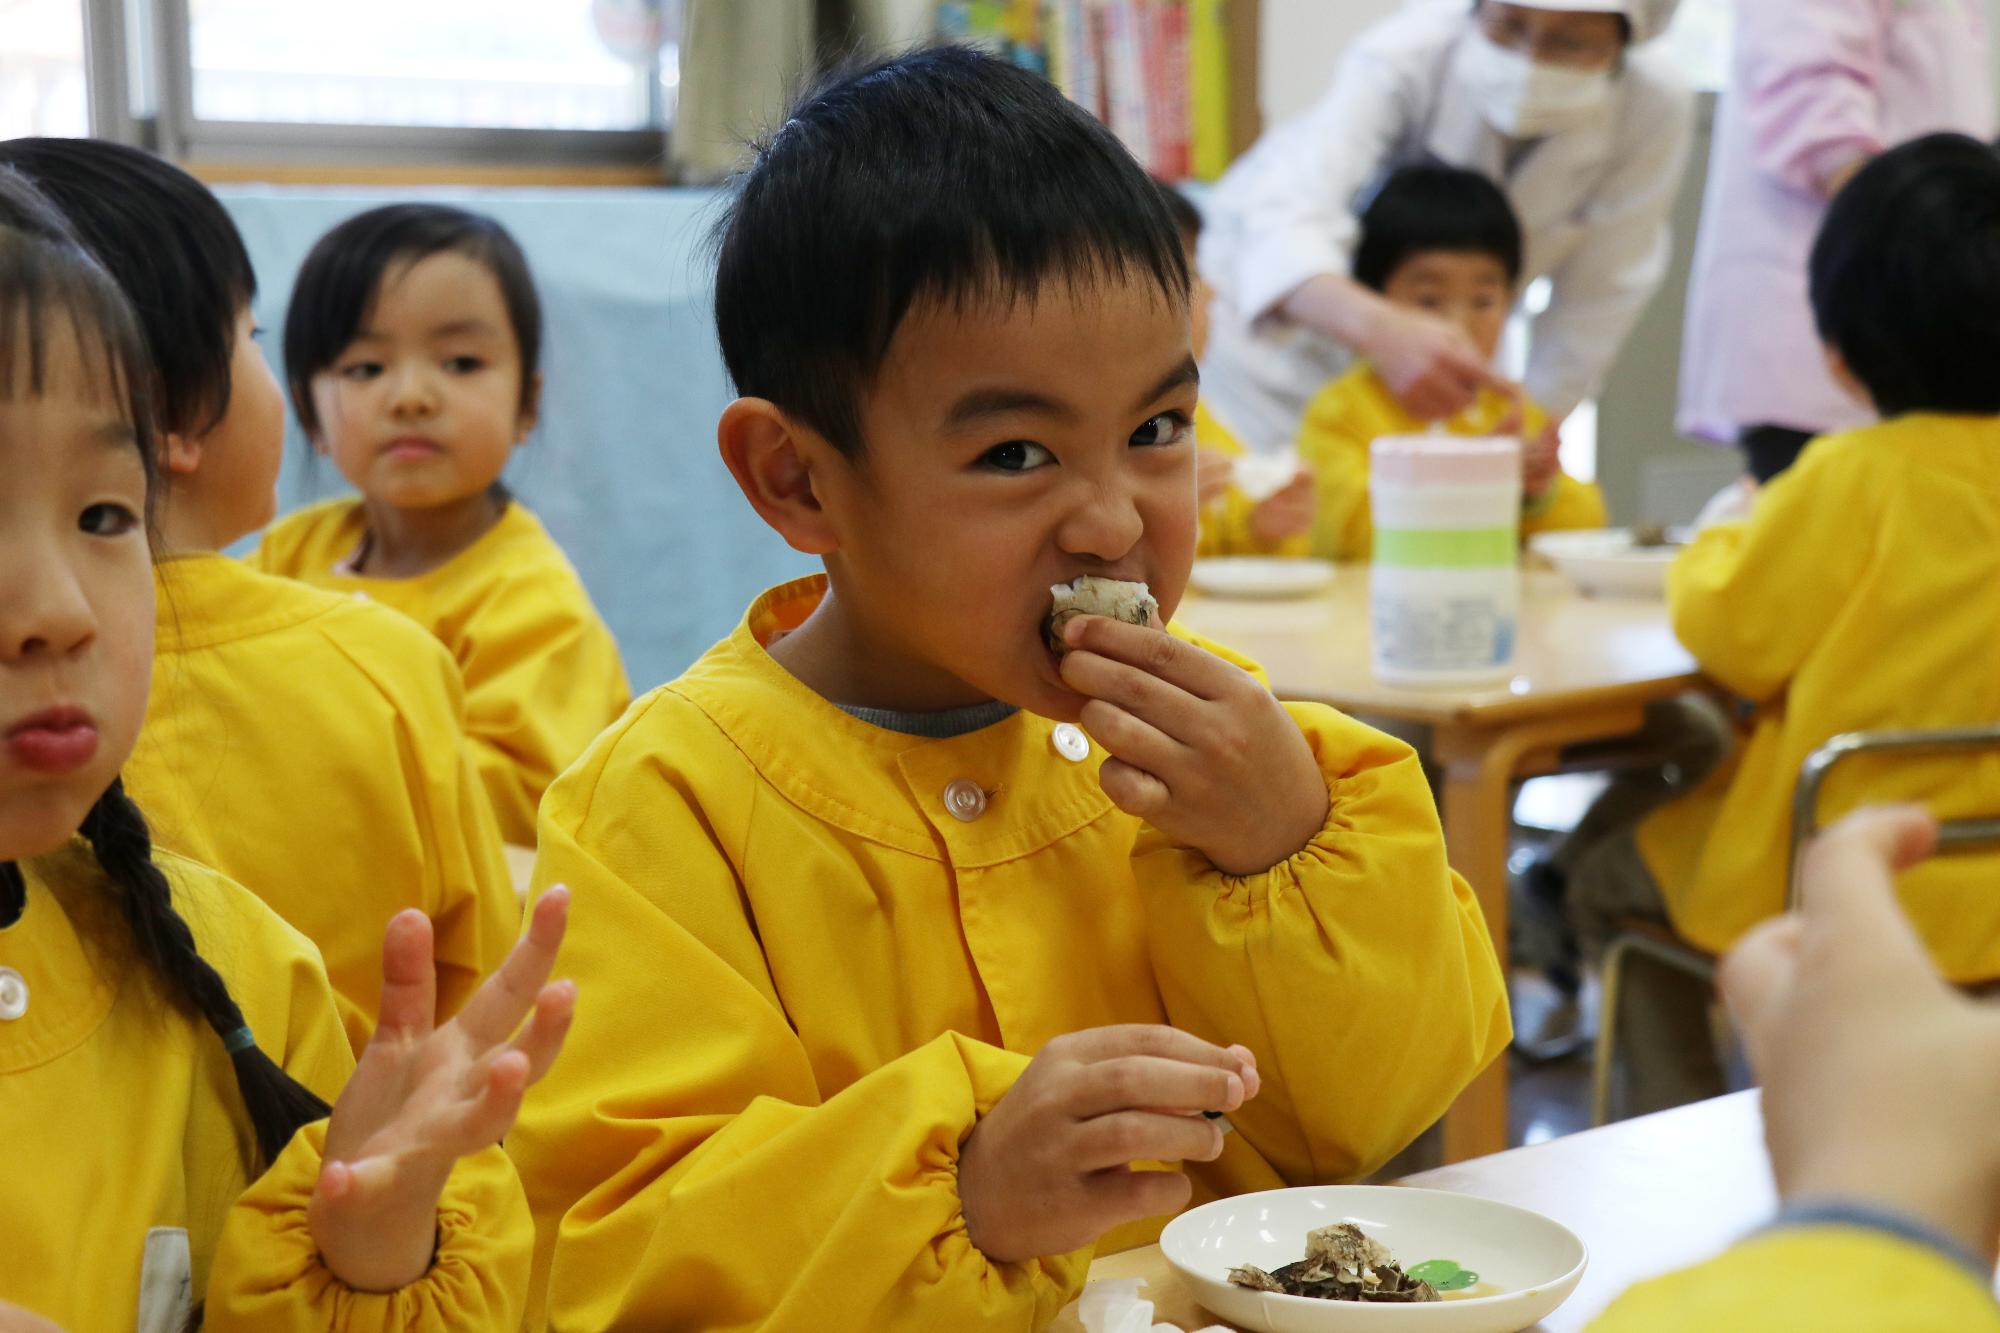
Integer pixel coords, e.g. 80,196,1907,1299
934,0,1239,181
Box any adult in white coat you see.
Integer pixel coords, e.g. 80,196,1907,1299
1199,0,1694,456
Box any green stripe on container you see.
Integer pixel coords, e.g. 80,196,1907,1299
1374,526,1517,567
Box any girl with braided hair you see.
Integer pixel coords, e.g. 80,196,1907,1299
0,168,575,1330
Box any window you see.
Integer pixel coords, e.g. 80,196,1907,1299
0,0,90,138
41,0,681,171
187,0,674,133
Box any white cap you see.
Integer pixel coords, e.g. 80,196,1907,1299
1511,0,1682,46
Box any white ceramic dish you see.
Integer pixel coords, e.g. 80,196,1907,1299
1160,1185,1588,1333
1528,528,1687,599
1188,557,1340,600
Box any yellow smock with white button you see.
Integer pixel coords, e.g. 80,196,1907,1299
1588,1226,2000,1330
0,840,533,1330
510,575,1508,1332
1638,415,2000,980
124,554,518,1054
1295,364,1607,563
252,498,631,844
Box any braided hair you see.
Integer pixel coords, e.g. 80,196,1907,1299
83,779,330,1165
1,167,331,1170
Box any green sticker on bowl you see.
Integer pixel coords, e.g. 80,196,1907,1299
1408,1259,1480,1291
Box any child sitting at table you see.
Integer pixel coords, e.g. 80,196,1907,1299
507,46,1507,1333
253,205,631,844
1153,182,1315,559
1294,165,1606,562
1563,133,2000,1117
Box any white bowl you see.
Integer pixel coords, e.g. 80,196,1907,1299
1528,529,1685,599
1160,1185,1587,1333
1188,557,1340,600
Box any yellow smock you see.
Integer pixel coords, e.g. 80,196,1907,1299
510,575,1508,1332
1295,364,1608,562
1194,400,1312,559
0,840,531,1330
253,498,632,844
1589,1226,2000,1330
126,554,517,1054
1639,415,2000,980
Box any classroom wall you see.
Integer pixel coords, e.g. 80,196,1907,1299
1259,0,1404,123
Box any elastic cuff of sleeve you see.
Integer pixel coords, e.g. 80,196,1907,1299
1764,1198,1990,1283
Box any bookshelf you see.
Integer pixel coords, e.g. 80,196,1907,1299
935,1,1262,181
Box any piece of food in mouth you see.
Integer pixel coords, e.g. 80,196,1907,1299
1044,576,1159,657
1228,1222,1442,1303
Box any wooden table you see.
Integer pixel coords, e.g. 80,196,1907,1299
1050,1091,1773,1333
1179,568,1702,1161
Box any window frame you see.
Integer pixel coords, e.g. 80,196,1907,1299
82,0,673,175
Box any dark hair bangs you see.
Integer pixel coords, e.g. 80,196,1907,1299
712,45,1189,456
1353,163,1524,291
0,170,154,468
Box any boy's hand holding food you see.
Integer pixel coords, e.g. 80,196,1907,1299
1059,611,1330,876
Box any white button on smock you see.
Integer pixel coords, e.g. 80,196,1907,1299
942,779,988,823
0,967,26,1021
1051,723,1091,763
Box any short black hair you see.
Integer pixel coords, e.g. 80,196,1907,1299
0,139,252,439
713,44,1188,456
1811,132,2000,417
1155,177,1203,250
1352,164,1524,292
284,203,542,438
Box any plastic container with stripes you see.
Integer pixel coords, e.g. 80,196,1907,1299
1368,435,1522,687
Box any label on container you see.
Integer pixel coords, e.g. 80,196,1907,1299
1371,565,1518,680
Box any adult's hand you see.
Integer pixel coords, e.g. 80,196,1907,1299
1282,274,1505,421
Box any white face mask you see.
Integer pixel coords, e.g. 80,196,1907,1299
1452,33,1613,138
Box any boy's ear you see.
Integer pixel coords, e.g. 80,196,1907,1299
159,431,203,479
718,397,840,556
1822,345,1874,411
514,371,544,443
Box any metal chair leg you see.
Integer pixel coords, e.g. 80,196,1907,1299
1589,936,1631,1128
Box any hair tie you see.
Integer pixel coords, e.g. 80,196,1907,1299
222,1026,257,1054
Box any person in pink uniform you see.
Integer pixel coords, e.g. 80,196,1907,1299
1679,0,1994,483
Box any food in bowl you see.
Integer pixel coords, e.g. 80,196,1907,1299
1227,1223,1476,1304
1043,576,1158,657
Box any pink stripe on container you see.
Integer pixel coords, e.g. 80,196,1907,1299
1370,435,1522,486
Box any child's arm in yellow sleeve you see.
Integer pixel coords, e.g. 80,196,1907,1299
1666,444,1874,703
458,569,632,844
206,1132,533,1332
1523,472,1608,536
508,717,1086,1332
1589,1225,2000,1331
1132,702,1509,1183
1295,386,1375,562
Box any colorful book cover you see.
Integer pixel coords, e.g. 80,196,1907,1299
1188,0,1231,179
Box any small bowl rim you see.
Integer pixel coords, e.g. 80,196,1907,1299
1159,1184,1591,1313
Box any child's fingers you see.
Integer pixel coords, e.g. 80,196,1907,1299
1073,1110,1225,1170
453,887,570,1049
451,1050,534,1150
1061,646,1208,739
1099,757,1171,820
1717,914,1804,1071
505,980,578,1088
1060,1025,1253,1073
1085,1164,1194,1232
1078,699,1184,777
1067,1055,1245,1119
1060,616,1236,699
373,909,439,1040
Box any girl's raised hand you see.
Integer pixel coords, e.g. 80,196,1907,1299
308,887,576,1292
